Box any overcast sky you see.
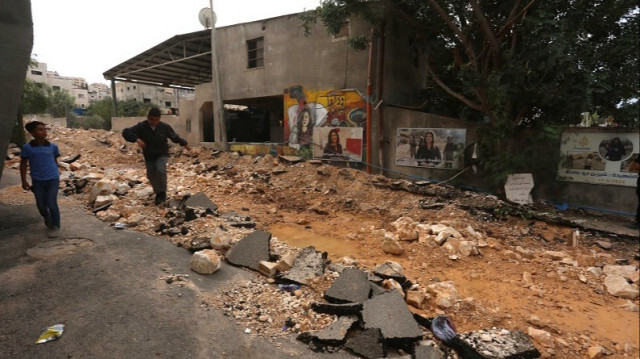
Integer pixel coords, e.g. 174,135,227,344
30,0,321,85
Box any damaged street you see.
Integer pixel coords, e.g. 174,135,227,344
1,125,638,359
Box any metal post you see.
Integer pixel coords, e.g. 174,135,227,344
209,0,227,150
110,79,118,116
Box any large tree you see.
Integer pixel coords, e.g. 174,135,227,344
303,0,639,184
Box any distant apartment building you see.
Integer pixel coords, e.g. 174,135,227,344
26,61,109,109
88,83,110,102
114,82,194,114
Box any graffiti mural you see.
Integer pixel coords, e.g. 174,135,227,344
395,128,467,170
284,86,366,160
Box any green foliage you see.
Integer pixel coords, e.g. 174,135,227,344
305,0,639,189
20,79,48,114
86,98,114,130
46,88,74,117
118,100,157,117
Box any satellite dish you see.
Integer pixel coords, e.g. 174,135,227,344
198,7,216,29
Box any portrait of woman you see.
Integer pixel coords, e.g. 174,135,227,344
416,131,441,164
297,110,313,146
605,137,626,161
323,128,343,157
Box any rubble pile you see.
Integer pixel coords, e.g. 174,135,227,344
4,125,639,359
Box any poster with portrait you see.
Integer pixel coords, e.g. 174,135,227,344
557,131,639,187
395,128,467,170
284,86,366,159
312,127,363,161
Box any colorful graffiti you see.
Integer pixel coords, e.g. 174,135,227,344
284,86,366,160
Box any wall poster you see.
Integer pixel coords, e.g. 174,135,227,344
557,131,639,187
395,128,467,170
284,86,366,160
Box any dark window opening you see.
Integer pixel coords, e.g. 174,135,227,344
247,37,264,69
143,98,151,103
165,101,171,107
31,70,43,76
52,86,60,91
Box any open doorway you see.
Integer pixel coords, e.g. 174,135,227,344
200,102,214,142
225,95,284,143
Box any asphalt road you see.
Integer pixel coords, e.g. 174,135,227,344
0,171,351,359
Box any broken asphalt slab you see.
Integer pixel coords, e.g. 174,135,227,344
345,328,385,359
324,267,371,304
183,191,218,212
306,315,359,346
459,329,541,359
361,291,423,344
225,230,272,271
280,246,326,285
0,171,352,359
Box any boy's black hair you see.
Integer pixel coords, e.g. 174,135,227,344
148,107,162,117
25,121,45,133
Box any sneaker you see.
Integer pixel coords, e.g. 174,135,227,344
47,227,60,238
44,215,53,229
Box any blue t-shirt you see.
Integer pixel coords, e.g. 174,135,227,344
21,141,60,181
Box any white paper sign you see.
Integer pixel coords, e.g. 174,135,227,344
505,173,534,205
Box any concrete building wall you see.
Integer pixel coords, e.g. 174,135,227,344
215,14,371,100
71,88,89,108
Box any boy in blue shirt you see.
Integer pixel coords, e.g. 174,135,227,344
20,121,61,238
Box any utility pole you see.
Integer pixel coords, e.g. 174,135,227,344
209,0,227,150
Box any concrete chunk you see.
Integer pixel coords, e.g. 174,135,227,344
258,261,278,277
189,250,221,275
459,329,541,359
324,267,371,304
184,192,218,212
275,252,297,272
373,262,406,283
225,231,271,271
361,291,422,342
345,328,385,359
281,246,325,285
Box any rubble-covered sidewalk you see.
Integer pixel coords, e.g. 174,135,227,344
2,125,639,359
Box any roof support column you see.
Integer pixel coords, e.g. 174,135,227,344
111,79,118,117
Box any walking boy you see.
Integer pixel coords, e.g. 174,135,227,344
122,107,190,205
20,121,61,238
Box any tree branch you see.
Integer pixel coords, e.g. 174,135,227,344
424,58,484,111
470,0,500,65
497,0,540,38
426,0,478,70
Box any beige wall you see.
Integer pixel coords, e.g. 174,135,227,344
23,114,67,128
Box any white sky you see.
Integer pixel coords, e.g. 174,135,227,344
31,0,321,85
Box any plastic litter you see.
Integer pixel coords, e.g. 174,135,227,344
114,222,126,230
35,324,64,344
277,284,300,292
431,316,457,343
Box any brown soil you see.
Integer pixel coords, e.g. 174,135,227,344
5,126,639,358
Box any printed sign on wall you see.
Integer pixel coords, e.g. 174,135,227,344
312,127,364,161
395,128,467,170
557,131,639,187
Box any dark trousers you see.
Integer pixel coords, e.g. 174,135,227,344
31,178,60,228
145,156,168,195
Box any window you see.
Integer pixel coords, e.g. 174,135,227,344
143,98,151,103
247,37,264,69
78,94,85,98
165,101,171,107
30,70,43,76
133,85,136,89
52,86,60,91
127,86,130,91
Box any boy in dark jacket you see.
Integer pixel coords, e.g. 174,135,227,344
122,107,190,205
20,121,61,238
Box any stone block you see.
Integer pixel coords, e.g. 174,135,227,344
189,249,221,275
